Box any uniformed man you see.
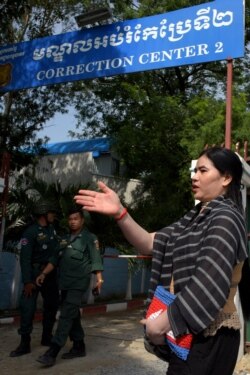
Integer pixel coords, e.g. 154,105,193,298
10,199,60,357
36,205,104,367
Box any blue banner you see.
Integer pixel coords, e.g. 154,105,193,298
0,0,245,92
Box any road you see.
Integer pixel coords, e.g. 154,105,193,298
0,308,167,375
1,306,250,375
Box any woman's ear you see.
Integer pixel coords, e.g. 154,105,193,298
222,174,232,187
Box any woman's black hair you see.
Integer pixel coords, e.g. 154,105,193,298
199,147,243,209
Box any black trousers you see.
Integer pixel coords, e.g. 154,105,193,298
52,289,85,348
18,270,59,337
167,327,240,375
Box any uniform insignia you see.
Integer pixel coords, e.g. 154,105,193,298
94,240,100,250
60,239,68,247
37,233,47,241
20,238,28,246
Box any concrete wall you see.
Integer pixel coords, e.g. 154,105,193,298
0,249,151,310
0,252,22,310
91,173,146,208
99,248,150,300
23,152,116,190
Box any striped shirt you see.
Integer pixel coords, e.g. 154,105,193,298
149,195,248,337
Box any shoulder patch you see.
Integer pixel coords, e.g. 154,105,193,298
20,238,29,246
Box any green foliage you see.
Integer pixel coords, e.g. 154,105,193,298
6,174,85,233
2,0,250,239
5,175,149,278
180,94,226,158
6,174,132,251
69,1,250,231
0,0,96,171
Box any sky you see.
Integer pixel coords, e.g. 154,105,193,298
38,107,77,143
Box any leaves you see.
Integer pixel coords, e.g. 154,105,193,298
2,0,250,237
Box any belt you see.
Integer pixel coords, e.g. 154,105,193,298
32,263,46,268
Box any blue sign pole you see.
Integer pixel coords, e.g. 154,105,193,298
225,59,233,149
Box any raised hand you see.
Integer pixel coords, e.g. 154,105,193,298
74,181,122,217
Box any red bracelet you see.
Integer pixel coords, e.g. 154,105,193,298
115,207,128,221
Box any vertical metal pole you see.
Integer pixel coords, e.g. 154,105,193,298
140,264,146,293
225,58,233,149
125,263,132,300
0,152,11,253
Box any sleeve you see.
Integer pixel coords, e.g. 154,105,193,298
48,248,60,266
20,226,36,284
149,226,173,297
88,233,104,272
168,208,247,337
48,237,67,266
149,222,180,297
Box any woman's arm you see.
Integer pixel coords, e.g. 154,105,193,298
74,181,155,254
116,211,155,255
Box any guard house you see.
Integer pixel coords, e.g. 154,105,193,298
26,137,143,207
33,137,121,188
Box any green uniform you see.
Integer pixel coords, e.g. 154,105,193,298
20,223,58,282
18,222,59,338
49,228,103,347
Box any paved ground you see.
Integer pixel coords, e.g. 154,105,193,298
1,306,250,375
0,308,167,375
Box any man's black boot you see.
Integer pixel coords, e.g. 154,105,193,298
41,332,53,346
41,317,56,346
61,340,86,359
10,334,31,357
36,343,61,366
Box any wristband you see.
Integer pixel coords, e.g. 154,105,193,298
115,207,128,221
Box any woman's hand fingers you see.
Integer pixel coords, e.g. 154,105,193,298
74,181,121,215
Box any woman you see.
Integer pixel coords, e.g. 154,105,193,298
74,147,249,375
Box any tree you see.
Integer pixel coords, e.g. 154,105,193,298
2,0,250,232
68,1,250,229
0,0,147,253
0,0,82,171
0,0,140,170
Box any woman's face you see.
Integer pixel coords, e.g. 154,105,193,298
191,155,232,202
